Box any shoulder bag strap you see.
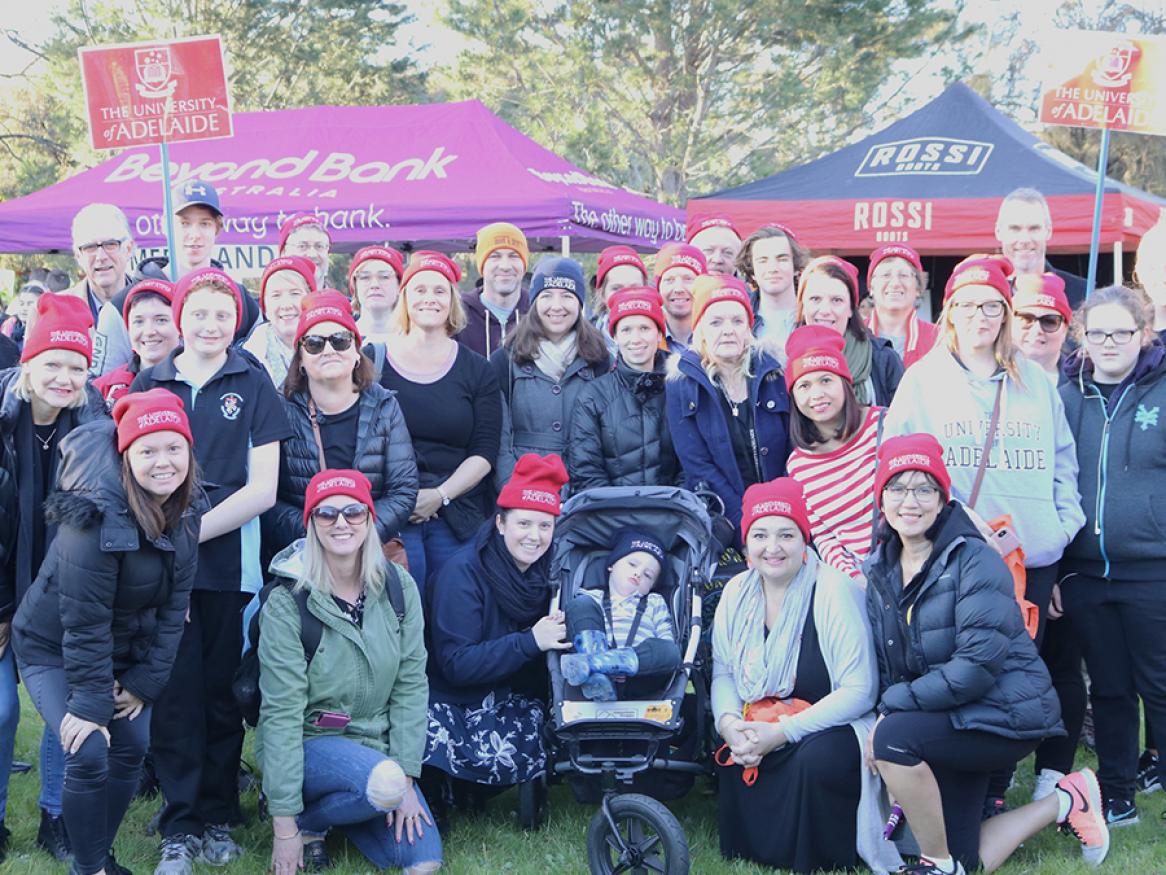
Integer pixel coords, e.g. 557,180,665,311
868,408,887,554
967,381,1004,510
307,398,327,471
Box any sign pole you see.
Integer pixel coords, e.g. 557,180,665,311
1085,126,1111,298
160,142,178,282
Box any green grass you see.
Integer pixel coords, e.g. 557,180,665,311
3,690,1166,874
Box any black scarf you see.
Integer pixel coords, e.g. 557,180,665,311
478,523,551,627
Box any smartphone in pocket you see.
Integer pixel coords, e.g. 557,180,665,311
991,526,1021,556
311,710,352,729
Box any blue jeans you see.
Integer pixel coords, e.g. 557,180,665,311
0,649,19,821
39,723,65,815
400,517,467,601
299,736,442,870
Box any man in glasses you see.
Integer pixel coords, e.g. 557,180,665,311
995,187,1087,308
1012,273,1073,383
67,204,135,372
278,213,331,287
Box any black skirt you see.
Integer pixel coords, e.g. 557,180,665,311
718,595,862,873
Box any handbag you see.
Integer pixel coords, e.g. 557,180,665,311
308,399,409,571
714,695,813,786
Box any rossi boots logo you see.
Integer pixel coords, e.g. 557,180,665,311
855,137,993,177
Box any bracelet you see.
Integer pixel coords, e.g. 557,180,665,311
273,829,301,841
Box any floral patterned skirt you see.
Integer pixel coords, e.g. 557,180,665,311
424,691,547,785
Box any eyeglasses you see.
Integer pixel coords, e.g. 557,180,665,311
288,242,329,255
354,271,396,285
77,239,126,256
882,484,941,504
300,331,355,355
951,300,1006,318
311,503,369,526
1084,329,1137,346
1015,312,1065,333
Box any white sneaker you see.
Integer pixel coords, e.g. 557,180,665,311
1033,768,1066,802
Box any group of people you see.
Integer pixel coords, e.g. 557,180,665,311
0,174,1162,875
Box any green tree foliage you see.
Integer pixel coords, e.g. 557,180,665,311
439,0,974,203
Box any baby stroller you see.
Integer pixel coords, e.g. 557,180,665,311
543,486,715,875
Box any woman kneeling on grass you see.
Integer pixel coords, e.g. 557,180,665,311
864,434,1107,874
258,470,439,875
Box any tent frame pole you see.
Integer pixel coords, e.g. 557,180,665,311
1085,127,1111,298
560,235,570,257
160,142,178,282
1113,241,1123,285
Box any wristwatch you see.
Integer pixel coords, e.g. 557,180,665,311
437,485,452,507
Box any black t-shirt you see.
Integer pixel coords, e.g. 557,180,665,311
717,379,761,488
318,399,361,470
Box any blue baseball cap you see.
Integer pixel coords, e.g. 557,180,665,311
172,180,222,218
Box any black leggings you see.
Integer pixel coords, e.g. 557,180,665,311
21,663,151,875
874,710,1040,872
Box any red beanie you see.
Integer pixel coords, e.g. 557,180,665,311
800,256,861,307
867,244,922,287
259,256,317,316
607,287,666,337
122,279,176,330
761,222,799,242
596,246,648,288
303,468,376,528
692,275,754,328
172,267,244,334
654,243,707,290
944,254,1014,304
112,388,193,453
279,213,331,252
1013,272,1071,322
874,433,952,507
21,293,94,365
295,290,361,347
401,250,462,289
347,246,405,296
497,453,569,516
686,214,741,243
741,478,812,544
784,324,852,391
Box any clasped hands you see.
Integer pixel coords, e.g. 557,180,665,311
719,715,787,768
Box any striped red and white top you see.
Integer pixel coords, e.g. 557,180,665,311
786,406,884,579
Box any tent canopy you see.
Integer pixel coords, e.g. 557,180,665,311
691,82,1165,256
0,101,685,255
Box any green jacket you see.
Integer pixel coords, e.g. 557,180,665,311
255,545,428,817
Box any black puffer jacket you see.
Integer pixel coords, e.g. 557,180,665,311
264,384,419,553
567,352,680,491
12,419,204,725
0,367,105,620
864,503,1063,741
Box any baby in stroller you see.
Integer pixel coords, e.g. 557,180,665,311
560,531,682,701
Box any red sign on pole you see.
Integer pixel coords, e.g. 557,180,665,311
78,35,233,151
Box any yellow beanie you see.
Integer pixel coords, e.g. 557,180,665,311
475,222,529,275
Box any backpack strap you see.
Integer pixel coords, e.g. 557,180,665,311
370,342,387,383
384,561,406,623
290,585,324,664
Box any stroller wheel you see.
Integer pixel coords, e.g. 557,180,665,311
586,792,689,874
516,773,547,831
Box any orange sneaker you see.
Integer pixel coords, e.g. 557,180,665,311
1056,768,1110,866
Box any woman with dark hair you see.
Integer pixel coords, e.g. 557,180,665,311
242,255,317,387
735,224,811,362
865,434,1107,875
866,244,938,369
14,390,202,875
93,279,180,408
588,246,649,340
493,257,610,481
264,291,418,564
796,256,902,406
783,325,883,579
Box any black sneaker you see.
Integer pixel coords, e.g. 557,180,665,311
1136,749,1161,794
902,858,967,874
303,838,332,872
981,795,1007,821
154,834,200,875
37,809,73,861
1104,797,1140,828
0,820,10,865
106,849,133,875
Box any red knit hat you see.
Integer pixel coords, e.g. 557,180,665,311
112,388,193,453
259,256,317,316
761,222,799,242
303,468,376,528
944,254,1014,304
784,324,852,391
122,279,176,329
686,214,741,243
741,478,811,544
20,293,94,365
1012,272,1070,322
295,290,361,347
607,287,666,337
867,244,923,287
596,246,648,288
800,256,861,307
347,245,405,296
279,213,331,252
172,267,244,334
401,250,462,289
654,243,707,290
692,275,754,328
874,433,952,507
497,453,569,516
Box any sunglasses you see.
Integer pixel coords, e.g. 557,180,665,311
311,503,369,526
1015,312,1065,333
300,331,355,355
